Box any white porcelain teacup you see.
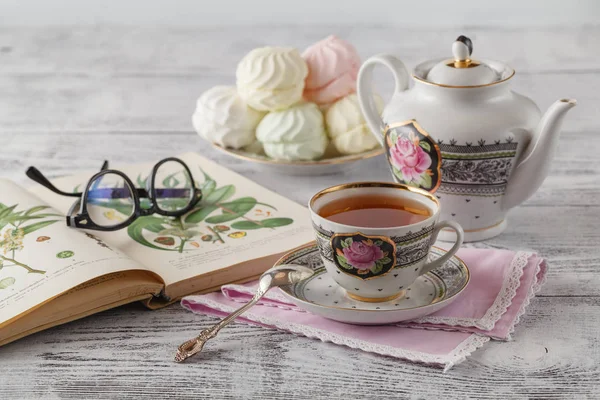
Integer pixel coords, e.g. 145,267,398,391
309,182,464,302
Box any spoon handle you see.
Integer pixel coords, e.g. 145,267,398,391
214,294,263,332
174,292,265,363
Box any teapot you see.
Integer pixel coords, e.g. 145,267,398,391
357,35,576,242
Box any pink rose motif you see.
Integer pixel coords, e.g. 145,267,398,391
389,137,432,183
342,240,384,270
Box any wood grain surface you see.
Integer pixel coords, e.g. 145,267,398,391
0,25,598,399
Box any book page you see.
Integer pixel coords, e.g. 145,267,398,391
29,153,315,287
0,179,152,326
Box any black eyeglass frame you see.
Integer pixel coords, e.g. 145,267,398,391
26,157,202,231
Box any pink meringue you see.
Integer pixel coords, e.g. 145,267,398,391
302,35,361,105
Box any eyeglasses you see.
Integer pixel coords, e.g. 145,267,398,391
26,157,202,231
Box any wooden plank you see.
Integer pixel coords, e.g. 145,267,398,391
0,26,599,75
0,297,598,399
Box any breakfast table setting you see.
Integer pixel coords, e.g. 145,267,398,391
0,16,599,400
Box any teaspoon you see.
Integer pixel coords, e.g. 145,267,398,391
174,264,314,363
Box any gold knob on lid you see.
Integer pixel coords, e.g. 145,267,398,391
452,35,473,68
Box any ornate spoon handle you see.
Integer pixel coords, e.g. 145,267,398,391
174,293,264,363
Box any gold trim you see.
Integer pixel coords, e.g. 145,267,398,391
448,59,480,68
210,142,385,166
383,119,442,194
309,181,440,212
451,60,480,68
347,290,404,303
455,59,471,68
330,232,397,281
412,68,515,89
273,243,471,313
442,219,505,233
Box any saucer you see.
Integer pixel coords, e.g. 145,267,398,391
274,243,470,325
211,143,384,176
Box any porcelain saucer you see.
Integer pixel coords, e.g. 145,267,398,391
274,243,470,325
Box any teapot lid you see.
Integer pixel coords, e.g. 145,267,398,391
417,35,514,88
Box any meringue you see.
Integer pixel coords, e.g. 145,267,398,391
302,35,361,105
325,93,384,155
192,86,264,149
256,102,328,161
236,47,308,112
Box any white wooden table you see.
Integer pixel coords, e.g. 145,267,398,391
0,25,598,399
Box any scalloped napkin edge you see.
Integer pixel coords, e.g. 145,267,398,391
182,249,546,370
409,251,547,340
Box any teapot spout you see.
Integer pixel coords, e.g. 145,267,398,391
502,99,577,211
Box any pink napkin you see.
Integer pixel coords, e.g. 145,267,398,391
182,248,547,371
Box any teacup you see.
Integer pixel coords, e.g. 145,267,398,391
308,182,464,302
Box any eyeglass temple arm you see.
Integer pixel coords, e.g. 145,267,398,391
26,160,109,198
25,167,81,198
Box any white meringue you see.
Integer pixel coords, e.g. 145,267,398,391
302,35,361,105
256,102,328,161
325,94,384,155
192,86,264,149
236,47,308,112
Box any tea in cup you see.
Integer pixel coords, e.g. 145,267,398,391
309,182,464,302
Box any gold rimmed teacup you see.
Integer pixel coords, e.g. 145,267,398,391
309,181,464,302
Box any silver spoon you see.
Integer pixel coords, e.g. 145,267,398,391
174,264,314,363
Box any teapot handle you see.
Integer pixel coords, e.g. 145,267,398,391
357,54,410,146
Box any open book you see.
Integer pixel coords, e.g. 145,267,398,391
0,152,314,346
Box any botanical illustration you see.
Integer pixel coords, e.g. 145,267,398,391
331,233,396,280
56,250,74,259
0,203,61,289
89,167,294,253
384,121,441,192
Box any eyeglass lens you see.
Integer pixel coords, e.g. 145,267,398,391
153,160,194,213
86,173,135,227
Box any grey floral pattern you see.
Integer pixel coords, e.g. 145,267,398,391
396,242,430,267
437,139,518,197
277,244,324,272
442,158,513,185
315,233,334,263
426,250,469,298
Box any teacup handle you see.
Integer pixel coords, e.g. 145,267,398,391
420,221,464,275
